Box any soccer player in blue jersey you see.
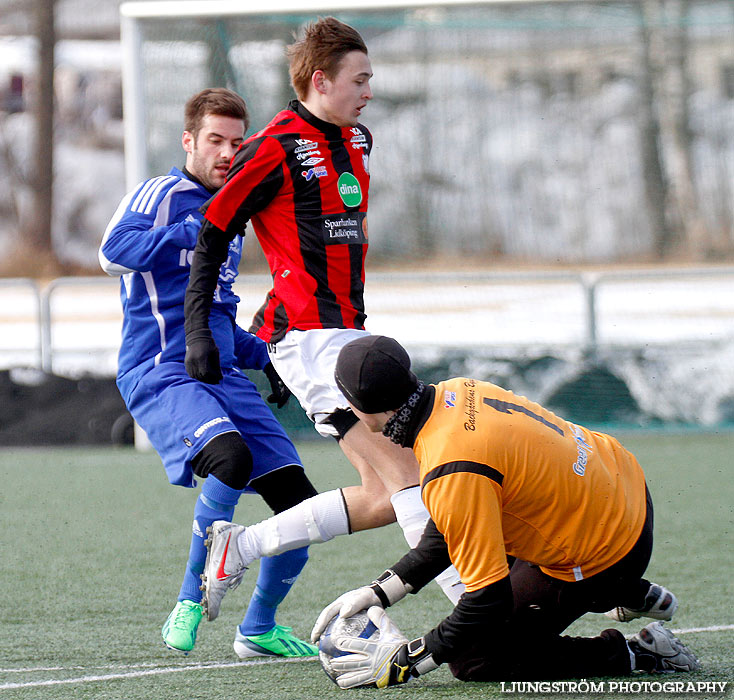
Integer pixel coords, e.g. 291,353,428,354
99,88,318,658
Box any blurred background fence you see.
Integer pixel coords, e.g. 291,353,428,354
0,0,733,444
1,267,733,445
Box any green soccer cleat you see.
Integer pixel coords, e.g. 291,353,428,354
162,600,203,654
233,624,319,659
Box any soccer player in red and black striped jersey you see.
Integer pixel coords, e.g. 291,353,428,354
184,18,463,620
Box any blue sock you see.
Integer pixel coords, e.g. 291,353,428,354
239,546,309,636
178,475,241,603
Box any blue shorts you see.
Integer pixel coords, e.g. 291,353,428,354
126,363,301,489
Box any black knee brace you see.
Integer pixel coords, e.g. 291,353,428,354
191,431,253,491
324,407,360,440
250,463,318,514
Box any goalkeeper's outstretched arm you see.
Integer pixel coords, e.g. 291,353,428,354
315,576,514,689
312,517,450,643
312,514,515,688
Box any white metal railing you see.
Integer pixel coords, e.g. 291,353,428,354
580,266,734,351
38,276,121,373
0,267,732,375
0,277,42,369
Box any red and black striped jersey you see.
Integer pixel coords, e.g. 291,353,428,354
201,100,372,343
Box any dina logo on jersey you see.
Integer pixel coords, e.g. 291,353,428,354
444,391,457,408
337,172,362,207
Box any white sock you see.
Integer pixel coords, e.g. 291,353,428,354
390,486,466,605
390,485,428,548
236,489,349,563
433,565,466,603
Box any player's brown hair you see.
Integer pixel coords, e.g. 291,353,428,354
287,17,368,101
184,88,249,137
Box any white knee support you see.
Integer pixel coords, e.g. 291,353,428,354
390,485,465,604
390,485,429,548
238,489,350,561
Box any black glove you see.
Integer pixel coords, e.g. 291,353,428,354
381,637,439,687
263,362,291,408
185,329,222,384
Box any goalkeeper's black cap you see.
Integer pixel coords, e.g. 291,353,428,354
335,335,419,414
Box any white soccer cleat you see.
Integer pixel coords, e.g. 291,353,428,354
606,583,678,623
628,621,700,673
201,520,248,622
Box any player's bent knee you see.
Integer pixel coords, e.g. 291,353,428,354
448,656,499,683
251,463,318,514
192,431,253,490
370,496,397,524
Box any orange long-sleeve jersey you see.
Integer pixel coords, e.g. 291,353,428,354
415,378,647,591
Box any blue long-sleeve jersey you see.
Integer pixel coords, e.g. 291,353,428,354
99,167,268,403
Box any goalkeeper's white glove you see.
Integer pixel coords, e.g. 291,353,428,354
330,606,438,689
311,569,412,643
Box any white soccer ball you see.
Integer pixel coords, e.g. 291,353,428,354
318,610,379,684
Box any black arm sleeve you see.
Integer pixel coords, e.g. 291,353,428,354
424,576,513,665
388,516,514,665
390,518,452,592
184,137,278,338
183,220,234,336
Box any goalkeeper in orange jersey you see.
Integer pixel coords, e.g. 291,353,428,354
309,335,699,688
